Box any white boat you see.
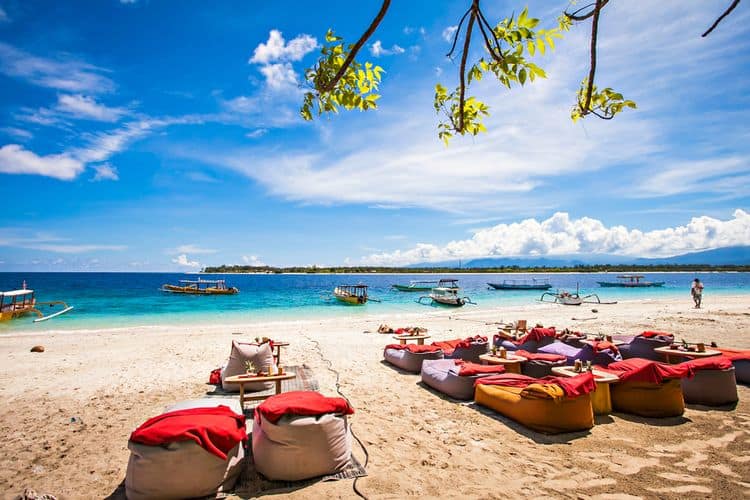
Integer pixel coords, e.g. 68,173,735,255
418,280,473,307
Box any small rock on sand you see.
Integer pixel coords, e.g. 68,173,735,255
30,345,45,353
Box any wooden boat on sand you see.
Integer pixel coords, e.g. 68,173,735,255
161,279,239,295
333,285,369,305
0,288,74,323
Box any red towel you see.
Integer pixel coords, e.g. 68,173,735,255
515,327,556,346
475,372,595,397
640,331,673,339
255,391,354,425
454,360,505,376
432,336,487,355
714,347,750,361
589,340,620,355
682,356,733,371
385,344,443,353
600,358,693,383
130,406,246,460
514,350,566,362
208,368,222,385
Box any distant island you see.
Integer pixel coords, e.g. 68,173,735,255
202,264,750,274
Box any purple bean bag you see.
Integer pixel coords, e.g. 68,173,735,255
420,359,493,400
384,347,444,373
538,341,621,366
493,336,555,353
619,334,674,361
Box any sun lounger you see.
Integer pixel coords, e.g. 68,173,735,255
420,359,505,400
221,341,276,392
538,341,621,366
618,331,674,361
383,344,444,373
125,400,247,499
474,373,596,434
432,336,489,362
252,391,354,481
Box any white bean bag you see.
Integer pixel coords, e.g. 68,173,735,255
125,400,246,500
252,391,354,481
420,359,503,400
221,341,276,392
681,367,738,406
384,345,444,373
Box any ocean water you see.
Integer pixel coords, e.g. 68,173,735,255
0,272,748,333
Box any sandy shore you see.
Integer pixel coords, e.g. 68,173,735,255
1,296,749,499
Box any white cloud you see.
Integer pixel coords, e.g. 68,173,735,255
172,254,200,268
0,42,114,93
442,26,458,42
369,40,405,57
0,230,127,253
362,210,750,265
91,163,119,181
56,94,126,122
246,128,268,139
403,26,426,36
120,0,138,3
0,7,9,22
0,144,84,180
258,62,298,90
242,255,266,266
249,30,317,64
0,127,32,140
632,157,748,199
174,245,217,254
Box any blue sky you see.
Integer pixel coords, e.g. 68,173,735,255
0,0,748,271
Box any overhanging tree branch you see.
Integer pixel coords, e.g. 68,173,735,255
702,0,741,37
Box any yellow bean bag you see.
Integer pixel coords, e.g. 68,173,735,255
474,382,594,434
610,379,684,417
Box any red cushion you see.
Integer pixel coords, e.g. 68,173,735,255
256,391,354,425
682,356,733,371
385,344,443,353
454,360,505,376
515,350,566,362
601,358,693,383
475,372,595,398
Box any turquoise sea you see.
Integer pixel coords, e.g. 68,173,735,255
1,272,748,333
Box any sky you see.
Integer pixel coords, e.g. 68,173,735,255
0,0,748,271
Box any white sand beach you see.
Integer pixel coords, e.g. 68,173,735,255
1,296,749,499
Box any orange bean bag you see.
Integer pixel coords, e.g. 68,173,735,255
474,373,595,434
610,379,684,417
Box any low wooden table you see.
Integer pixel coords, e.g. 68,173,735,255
479,353,527,374
392,334,431,345
223,372,297,409
551,366,619,415
654,346,721,364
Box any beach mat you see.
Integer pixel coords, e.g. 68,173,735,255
225,451,366,497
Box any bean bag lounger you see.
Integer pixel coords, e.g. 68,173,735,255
556,330,588,348
538,341,621,366
680,357,738,406
125,402,247,500
221,341,276,393
493,327,557,352
619,331,674,361
474,372,596,434
420,359,505,400
252,391,354,481
515,350,568,378
599,358,691,417
383,344,444,373
432,336,489,362
714,347,750,384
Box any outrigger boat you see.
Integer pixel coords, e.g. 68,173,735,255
487,278,552,290
161,279,239,295
539,285,617,306
597,275,665,288
418,280,474,307
0,287,74,323
333,284,369,305
392,280,438,292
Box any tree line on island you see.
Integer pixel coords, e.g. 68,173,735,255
202,264,750,274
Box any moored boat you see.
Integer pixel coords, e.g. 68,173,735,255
597,275,665,287
487,278,552,290
392,280,437,292
333,284,368,305
0,286,74,323
161,279,239,295
418,280,472,307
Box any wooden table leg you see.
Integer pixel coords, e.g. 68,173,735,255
399,339,406,345
276,347,282,366
239,384,245,410
506,362,521,374
417,338,424,345
275,379,282,394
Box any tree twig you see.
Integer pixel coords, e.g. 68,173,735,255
565,0,609,21
447,7,473,58
319,0,391,93
702,0,741,37
458,9,477,131
581,0,603,115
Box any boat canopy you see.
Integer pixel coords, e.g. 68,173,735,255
0,289,34,297
617,275,644,279
178,279,227,284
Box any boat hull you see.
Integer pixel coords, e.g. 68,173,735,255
488,283,552,290
392,284,432,292
597,282,665,288
334,293,367,305
0,307,34,321
161,285,239,295
430,296,465,307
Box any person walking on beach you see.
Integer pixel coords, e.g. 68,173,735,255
691,278,704,308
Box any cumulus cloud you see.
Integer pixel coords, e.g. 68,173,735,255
0,144,84,180
91,163,119,181
249,30,317,64
172,254,200,268
369,40,405,57
362,210,750,265
56,94,126,122
258,62,298,90
242,255,266,266
442,26,458,42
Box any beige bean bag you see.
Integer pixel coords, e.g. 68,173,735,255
252,391,354,481
680,357,738,406
221,341,276,392
125,400,246,500
383,344,444,373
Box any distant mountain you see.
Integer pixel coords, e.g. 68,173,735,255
407,246,750,268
